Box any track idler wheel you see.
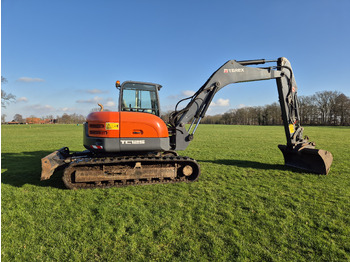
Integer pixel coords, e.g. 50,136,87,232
182,165,193,176
278,144,333,175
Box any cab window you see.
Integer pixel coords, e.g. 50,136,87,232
121,83,159,116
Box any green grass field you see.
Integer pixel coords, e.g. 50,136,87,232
2,124,350,261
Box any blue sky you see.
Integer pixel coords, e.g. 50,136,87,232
2,0,350,121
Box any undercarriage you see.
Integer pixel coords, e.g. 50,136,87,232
41,148,200,189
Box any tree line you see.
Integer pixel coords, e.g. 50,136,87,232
2,106,113,124
201,90,350,126
2,86,349,126
2,113,87,124
51,113,87,124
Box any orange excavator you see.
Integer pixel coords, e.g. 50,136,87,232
41,57,333,189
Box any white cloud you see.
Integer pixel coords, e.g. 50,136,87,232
24,104,55,113
17,97,28,102
18,77,45,82
43,105,54,110
105,101,116,107
210,98,230,107
181,90,195,97
237,103,246,109
76,96,103,104
61,107,77,112
167,94,179,100
167,90,196,100
86,89,108,94
161,103,176,113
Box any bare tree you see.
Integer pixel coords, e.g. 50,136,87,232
299,95,318,125
1,76,16,108
1,114,7,124
43,115,54,120
1,90,16,108
314,91,340,125
334,93,350,125
13,114,24,123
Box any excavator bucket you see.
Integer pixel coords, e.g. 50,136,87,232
278,145,333,175
41,147,70,181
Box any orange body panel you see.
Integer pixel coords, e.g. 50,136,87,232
120,112,168,138
86,111,168,138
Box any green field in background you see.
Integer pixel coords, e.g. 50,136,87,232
2,124,350,261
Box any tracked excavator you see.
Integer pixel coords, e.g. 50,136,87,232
41,57,333,189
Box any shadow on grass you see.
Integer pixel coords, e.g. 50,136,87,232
1,151,303,189
1,151,66,189
199,159,289,171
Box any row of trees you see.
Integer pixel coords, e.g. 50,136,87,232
299,91,350,125
1,113,87,124
201,91,350,126
202,102,283,125
55,113,86,124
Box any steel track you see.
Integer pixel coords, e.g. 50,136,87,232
62,154,200,189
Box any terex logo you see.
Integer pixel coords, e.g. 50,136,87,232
224,68,244,73
121,140,145,145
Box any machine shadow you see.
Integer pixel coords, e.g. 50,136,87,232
199,159,289,172
1,151,302,189
1,151,66,189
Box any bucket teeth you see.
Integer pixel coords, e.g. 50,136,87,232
278,144,333,175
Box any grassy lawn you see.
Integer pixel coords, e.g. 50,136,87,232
2,124,350,261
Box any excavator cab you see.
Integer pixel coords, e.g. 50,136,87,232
118,81,162,117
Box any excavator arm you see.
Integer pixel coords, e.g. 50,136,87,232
168,57,333,174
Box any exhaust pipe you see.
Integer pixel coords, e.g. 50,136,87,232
278,144,333,175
